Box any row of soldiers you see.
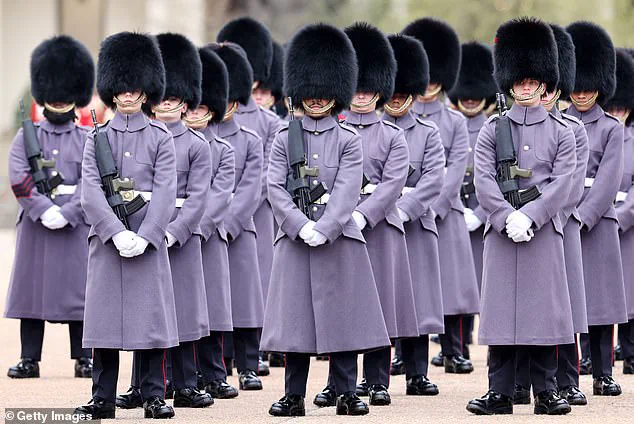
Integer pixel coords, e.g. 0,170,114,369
3,13,634,419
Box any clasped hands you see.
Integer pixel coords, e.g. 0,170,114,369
40,205,69,230
505,210,534,243
112,230,149,257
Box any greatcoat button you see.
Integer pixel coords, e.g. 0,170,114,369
358,125,364,129
312,153,319,159
523,145,530,151
312,180,319,186
314,131,319,135
52,149,59,155
468,147,473,152
312,206,318,212
124,151,131,157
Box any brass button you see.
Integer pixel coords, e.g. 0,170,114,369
51,171,58,176
312,180,319,186
50,194,56,200
422,114,428,118
124,151,131,157
465,194,470,199
312,153,319,159
468,147,473,152
466,171,472,177
358,124,364,129
313,131,319,135
312,206,318,212
523,145,530,151
52,149,59,155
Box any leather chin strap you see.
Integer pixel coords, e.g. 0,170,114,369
44,102,76,114
510,83,546,102
222,102,238,121
113,93,146,108
457,99,486,115
302,99,335,118
570,91,599,108
350,93,380,109
262,97,275,109
184,110,213,127
384,95,413,117
152,99,185,114
542,89,561,109
423,84,443,98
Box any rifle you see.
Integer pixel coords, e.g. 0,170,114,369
90,109,146,230
20,99,64,196
494,93,540,209
285,97,321,219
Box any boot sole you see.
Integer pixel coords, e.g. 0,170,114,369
143,410,175,419
369,397,391,406
269,408,305,416
208,391,239,399
239,383,263,391
466,404,512,415
406,387,439,396
336,406,369,415
115,401,142,409
173,399,214,408
593,388,622,396
566,398,587,406
313,397,336,407
7,372,40,378
534,405,571,415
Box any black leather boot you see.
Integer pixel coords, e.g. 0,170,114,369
614,344,622,361
269,394,305,416
173,387,213,408
268,352,285,367
204,379,238,399
74,357,92,378
579,357,592,375
165,379,174,399
443,355,474,374
368,384,391,406
74,397,116,420
116,386,143,409
430,351,444,367
593,376,622,396
534,390,571,415
7,358,39,378
313,386,336,407
143,396,175,419
623,358,634,374
559,385,587,406
336,392,369,416
466,391,513,415
257,358,270,376
406,375,439,396
238,370,262,390
513,384,531,405
355,379,369,396
389,355,405,376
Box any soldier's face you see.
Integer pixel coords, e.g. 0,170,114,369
540,91,558,111
154,97,186,122
350,92,378,114
607,107,631,123
570,91,599,112
185,105,212,129
385,93,412,117
252,87,274,107
115,90,145,114
512,79,542,107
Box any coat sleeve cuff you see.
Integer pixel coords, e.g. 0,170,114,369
224,216,243,240
578,204,601,231
167,220,192,247
355,204,382,229
313,218,344,243
474,205,487,223
137,220,166,250
489,204,514,234
26,197,55,222
59,204,83,228
432,195,451,220
280,210,310,240
396,197,421,221
520,201,550,230
94,215,127,244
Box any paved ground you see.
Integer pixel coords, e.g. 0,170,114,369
1,229,634,423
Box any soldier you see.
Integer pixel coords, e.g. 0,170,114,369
5,35,94,379
446,41,498,359
403,18,479,374
74,32,178,420
217,20,283,376
514,23,590,406
467,17,575,415
566,21,627,396
312,22,417,408
261,23,390,417
382,34,446,396
607,49,634,376
254,41,284,113
207,41,265,391
185,46,239,399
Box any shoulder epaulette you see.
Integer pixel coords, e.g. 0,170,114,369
447,107,466,120
415,116,440,130
486,114,500,124
214,135,233,150
90,121,109,135
560,112,583,126
277,121,289,133
604,111,621,123
382,120,401,131
548,112,569,128
259,106,279,119
338,122,358,135
240,125,261,139
187,128,208,144
149,120,169,133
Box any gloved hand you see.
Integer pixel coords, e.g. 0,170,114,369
306,229,327,247
505,210,533,239
42,209,69,230
464,208,483,232
397,208,411,222
352,211,367,230
119,235,149,258
511,229,533,243
166,231,177,248
299,221,316,241
112,230,137,252
40,205,61,229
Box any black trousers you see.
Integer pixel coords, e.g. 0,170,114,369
197,331,228,383
233,327,260,373
286,351,357,397
439,315,464,357
20,318,90,360
363,346,391,387
93,348,165,404
589,324,614,378
580,333,590,358
462,315,474,346
618,319,634,361
400,335,429,379
491,345,557,398
170,341,196,390
515,336,580,389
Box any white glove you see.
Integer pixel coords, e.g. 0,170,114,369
397,208,411,222
40,205,61,229
166,231,178,248
511,230,533,243
112,230,137,252
464,209,483,232
352,211,367,230
42,209,69,230
306,229,327,247
299,221,316,241
119,235,149,258
505,210,533,239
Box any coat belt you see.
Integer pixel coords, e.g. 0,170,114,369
122,190,186,208
616,191,628,202
51,184,77,195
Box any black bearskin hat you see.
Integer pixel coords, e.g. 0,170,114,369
217,17,273,83
493,17,559,95
97,32,165,108
387,34,429,96
259,41,284,101
31,35,94,107
566,21,616,103
549,24,576,99
285,23,357,114
604,48,634,111
448,41,497,106
199,47,228,123
402,18,461,91
156,33,202,109
344,22,396,107
207,42,253,106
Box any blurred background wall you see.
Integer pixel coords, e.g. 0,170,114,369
1,0,633,225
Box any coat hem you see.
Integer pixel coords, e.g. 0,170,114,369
232,321,263,329
4,311,85,322
419,325,445,335
208,323,233,332
262,338,390,356
479,335,574,345
587,317,629,326
82,338,180,350
178,329,210,343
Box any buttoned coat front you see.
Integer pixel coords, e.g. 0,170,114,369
616,124,634,320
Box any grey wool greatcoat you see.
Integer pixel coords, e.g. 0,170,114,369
234,98,283,303
164,120,211,342
464,113,488,291
384,111,446,335
475,105,576,346
81,111,179,350
260,115,390,354
566,104,628,326
553,108,590,334
616,124,634,320
199,125,235,332
413,100,480,316
209,118,264,329
343,110,419,339
5,120,90,322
